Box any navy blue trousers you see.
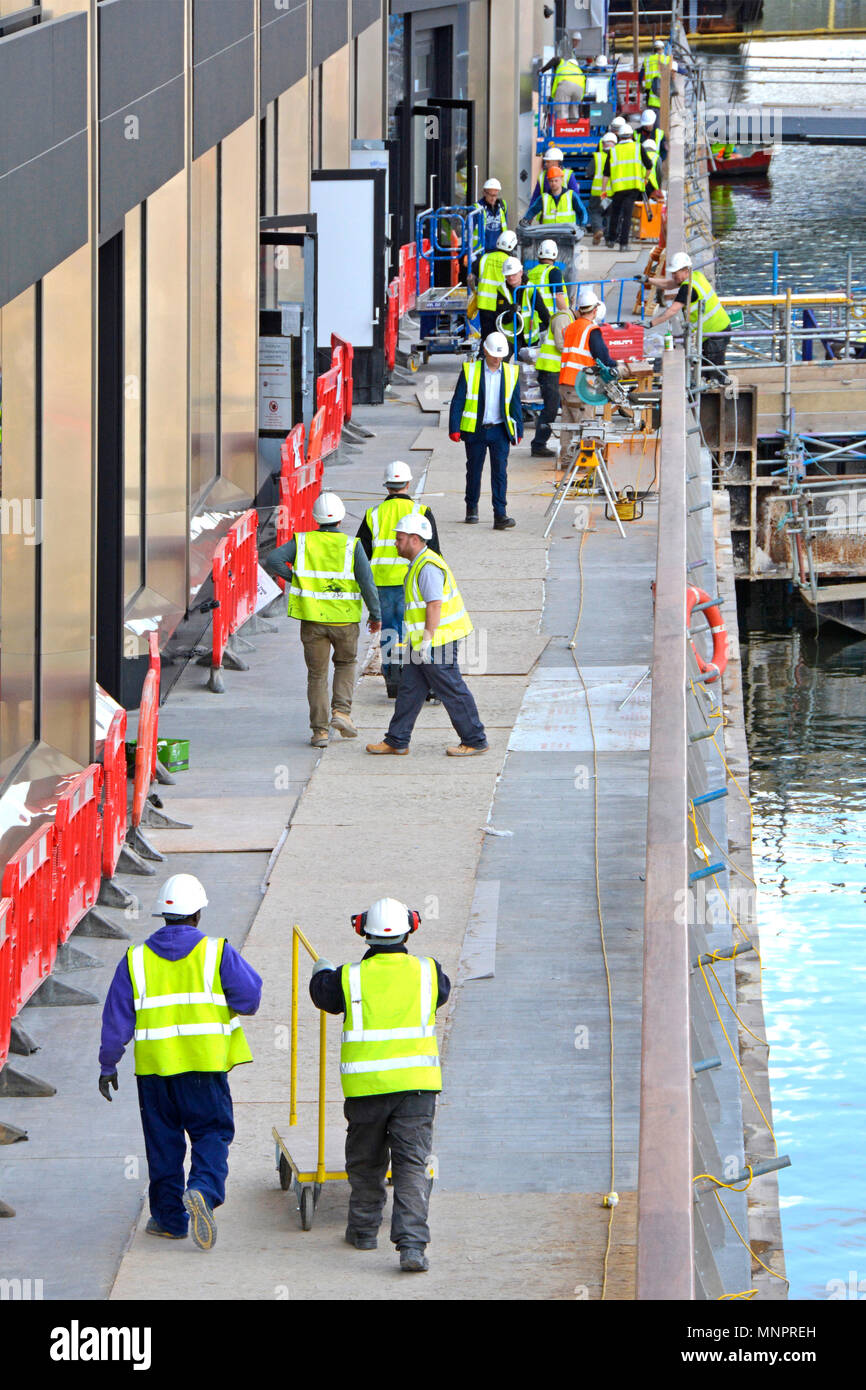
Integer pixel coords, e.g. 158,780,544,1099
464,422,511,517
384,641,487,750
377,584,405,692
137,1072,235,1236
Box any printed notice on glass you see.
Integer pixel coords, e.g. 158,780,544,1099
259,336,293,431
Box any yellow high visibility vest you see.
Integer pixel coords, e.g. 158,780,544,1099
541,189,577,225
403,548,473,651
551,59,586,99
365,497,429,587
476,249,507,311
591,150,607,196
458,360,520,442
527,264,562,373
127,938,253,1077
608,139,642,194
286,531,362,624
688,270,731,337
339,954,441,1098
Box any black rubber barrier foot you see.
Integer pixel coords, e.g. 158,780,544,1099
127,826,165,863
75,907,132,939
55,943,102,973
0,1066,56,1098
9,1021,38,1056
114,842,156,877
26,977,98,1008
97,877,137,911
140,801,192,831
0,1121,28,1144
0,1199,16,1217
155,759,176,786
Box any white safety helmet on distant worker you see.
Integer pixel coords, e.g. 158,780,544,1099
482,177,502,193
483,331,510,359
394,511,433,541
611,116,629,132
669,251,693,273
595,55,608,68
601,132,618,147
577,288,600,311
502,256,523,279
538,239,558,262
496,229,518,254
383,460,412,487
353,897,421,940
312,491,346,525
653,38,665,49
154,873,209,919
641,110,657,127
544,146,565,164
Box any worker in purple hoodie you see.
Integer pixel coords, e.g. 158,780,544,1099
98,873,262,1250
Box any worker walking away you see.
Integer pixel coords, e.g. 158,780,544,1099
587,132,618,245
309,897,450,1272
473,177,509,257
640,109,667,163
521,166,587,231
448,330,522,528
641,136,661,199
641,38,672,110
540,29,587,120
526,239,569,458
558,288,629,470
98,874,262,1250
600,125,644,252
264,491,382,747
366,514,488,757
471,228,518,326
356,461,440,700
528,145,585,206
646,250,731,383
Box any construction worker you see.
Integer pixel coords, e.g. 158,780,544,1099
473,177,509,255
366,514,489,757
528,145,584,206
642,136,662,197
641,38,672,110
264,491,382,747
601,125,644,251
309,896,451,1272
558,288,629,469
471,228,518,323
448,329,523,528
599,115,630,150
480,255,550,357
98,873,262,1249
527,239,569,458
356,461,440,700
587,132,618,245
540,29,587,120
646,250,732,381
521,166,587,229
640,109,667,162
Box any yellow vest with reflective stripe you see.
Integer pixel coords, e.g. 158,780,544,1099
472,198,508,255
541,189,577,225
476,249,507,311
403,548,473,651
644,146,661,191
458,360,520,442
591,150,606,197
365,497,429,587
609,139,642,194
688,270,731,337
287,531,362,624
339,954,441,1098
643,52,671,106
527,264,562,373
127,938,253,1076
551,58,586,99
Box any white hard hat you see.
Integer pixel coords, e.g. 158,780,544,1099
483,177,502,192
502,256,523,278
612,116,629,132
496,229,518,254
672,60,679,72
384,460,412,487
394,511,433,541
484,331,510,358
595,55,608,68
654,38,665,48
154,873,209,918
571,30,582,41
578,287,600,310
312,491,345,525
538,239,558,261
357,897,418,940
601,132,618,147
669,251,693,273
544,146,565,162
642,138,659,152
641,109,657,126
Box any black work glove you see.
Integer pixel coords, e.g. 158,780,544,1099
99,1072,118,1102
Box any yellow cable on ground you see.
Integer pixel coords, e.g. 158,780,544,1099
697,958,778,1153
693,1166,788,1288
568,523,617,1300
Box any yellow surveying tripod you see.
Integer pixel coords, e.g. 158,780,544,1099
543,423,627,539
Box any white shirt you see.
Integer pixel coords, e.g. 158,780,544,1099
482,363,504,426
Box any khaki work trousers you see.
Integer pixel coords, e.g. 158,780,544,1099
299,620,359,733
558,383,593,467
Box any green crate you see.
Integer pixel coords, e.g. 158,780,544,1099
125,737,190,773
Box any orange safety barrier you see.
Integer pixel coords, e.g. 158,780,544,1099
316,364,342,458
385,277,399,370
54,764,104,945
330,334,354,422
101,708,128,880
131,669,158,831
2,822,56,1012
147,631,161,779
0,897,14,1070
231,509,259,633
210,533,232,671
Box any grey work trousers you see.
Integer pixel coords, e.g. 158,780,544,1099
344,1090,437,1249
299,619,359,732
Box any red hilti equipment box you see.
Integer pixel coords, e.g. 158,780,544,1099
615,72,642,114
599,324,644,360
554,118,589,137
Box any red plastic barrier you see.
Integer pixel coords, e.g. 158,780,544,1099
147,632,160,779
450,229,459,287
54,764,104,945
0,897,14,1070
385,278,399,371
399,244,409,318
2,822,56,1011
231,509,259,631
210,534,231,670
131,670,158,830
316,365,341,459
330,335,354,422
102,708,128,880
418,240,431,296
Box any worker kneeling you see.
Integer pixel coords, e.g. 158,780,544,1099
310,897,450,1273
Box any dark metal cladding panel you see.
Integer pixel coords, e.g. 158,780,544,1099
98,0,184,120
259,0,307,106
193,0,255,64
0,132,89,308
352,0,380,37
193,34,255,158
312,0,347,67
99,75,185,232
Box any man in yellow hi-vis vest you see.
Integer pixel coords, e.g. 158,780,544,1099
646,249,732,382
310,896,450,1273
98,874,262,1249
366,513,488,758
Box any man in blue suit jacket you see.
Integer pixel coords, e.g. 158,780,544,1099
449,332,523,530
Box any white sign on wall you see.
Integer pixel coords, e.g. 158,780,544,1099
258,336,293,431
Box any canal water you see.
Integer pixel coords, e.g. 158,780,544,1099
704,17,866,1300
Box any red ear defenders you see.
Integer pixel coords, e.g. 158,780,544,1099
351,908,421,936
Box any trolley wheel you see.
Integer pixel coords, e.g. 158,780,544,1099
299,1184,315,1231
278,1154,291,1192
407,353,421,372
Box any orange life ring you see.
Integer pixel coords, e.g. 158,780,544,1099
687,585,728,683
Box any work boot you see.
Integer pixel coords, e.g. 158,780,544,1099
310,729,329,747
182,1189,217,1252
331,710,357,739
145,1218,187,1240
465,507,479,524
592,231,603,246
400,1247,429,1273
446,743,488,757
366,741,409,756
345,1227,378,1250
493,515,516,530
531,444,556,458
605,240,615,249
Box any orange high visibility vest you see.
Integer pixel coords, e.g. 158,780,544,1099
559,316,597,386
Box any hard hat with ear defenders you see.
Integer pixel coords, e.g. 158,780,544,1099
351,896,421,938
